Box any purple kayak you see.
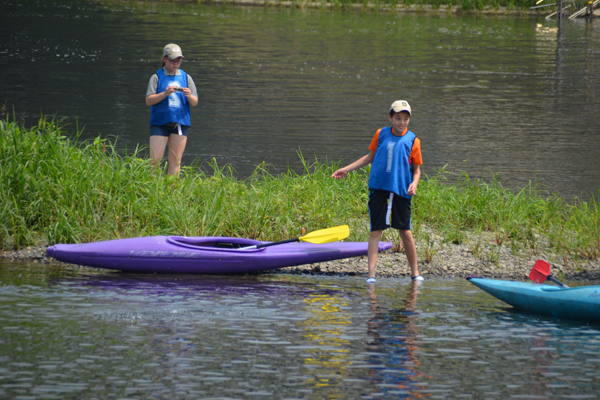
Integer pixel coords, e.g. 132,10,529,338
46,236,392,274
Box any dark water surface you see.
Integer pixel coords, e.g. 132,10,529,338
1,262,600,399
1,0,599,200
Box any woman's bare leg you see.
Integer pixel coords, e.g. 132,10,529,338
166,134,187,176
149,136,169,169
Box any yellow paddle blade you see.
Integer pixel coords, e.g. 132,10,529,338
298,225,350,244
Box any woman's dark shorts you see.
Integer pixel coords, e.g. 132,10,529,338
368,189,412,232
150,123,189,137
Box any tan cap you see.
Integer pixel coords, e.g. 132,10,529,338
390,100,411,116
163,43,184,60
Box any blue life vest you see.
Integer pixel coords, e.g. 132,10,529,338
368,127,416,199
150,69,191,126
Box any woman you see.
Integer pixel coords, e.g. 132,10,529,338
146,43,198,176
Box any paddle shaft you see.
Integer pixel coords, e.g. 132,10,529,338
548,274,569,288
256,238,299,249
242,225,349,250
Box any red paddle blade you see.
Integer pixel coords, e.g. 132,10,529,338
529,259,551,283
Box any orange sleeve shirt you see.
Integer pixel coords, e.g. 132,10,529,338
369,128,423,166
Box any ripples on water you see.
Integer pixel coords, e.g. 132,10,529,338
0,0,599,199
1,262,600,398
2,2,600,397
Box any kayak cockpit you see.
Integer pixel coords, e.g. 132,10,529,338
167,236,265,252
539,285,564,292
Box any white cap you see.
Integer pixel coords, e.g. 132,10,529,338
390,100,411,116
163,43,184,60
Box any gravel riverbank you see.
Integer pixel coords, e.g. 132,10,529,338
2,230,599,281
276,229,600,281
199,0,547,17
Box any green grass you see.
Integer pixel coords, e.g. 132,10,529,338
190,0,537,10
1,116,599,265
0,116,368,249
415,166,600,262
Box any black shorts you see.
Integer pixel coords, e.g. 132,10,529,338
150,123,189,137
368,190,412,232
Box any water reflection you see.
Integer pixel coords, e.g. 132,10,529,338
2,263,600,398
1,0,599,200
298,293,352,397
365,281,426,399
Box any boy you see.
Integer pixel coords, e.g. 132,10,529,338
331,100,423,284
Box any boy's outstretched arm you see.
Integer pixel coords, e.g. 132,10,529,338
331,151,375,179
407,164,421,196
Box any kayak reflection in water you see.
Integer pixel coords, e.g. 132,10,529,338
365,280,423,396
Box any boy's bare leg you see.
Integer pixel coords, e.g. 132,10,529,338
368,230,383,278
399,229,419,277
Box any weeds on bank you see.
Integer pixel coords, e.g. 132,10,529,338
414,166,600,263
0,116,366,249
421,233,436,263
149,0,541,13
204,0,536,11
1,116,599,264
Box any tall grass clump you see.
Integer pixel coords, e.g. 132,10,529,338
0,116,367,250
415,167,600,262
168,0,539,10
1,116,159,249
1,116,598,263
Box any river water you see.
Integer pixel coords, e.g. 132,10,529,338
1,0,599,200
1,261,600,399
2,2,600,397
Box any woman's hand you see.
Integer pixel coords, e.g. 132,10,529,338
164,86,179,96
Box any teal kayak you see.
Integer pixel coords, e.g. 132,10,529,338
467,277,600,321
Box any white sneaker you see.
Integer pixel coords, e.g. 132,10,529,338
412,275,424,281
366,277,376,284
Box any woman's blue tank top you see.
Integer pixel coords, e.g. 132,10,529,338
150,69,191,126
